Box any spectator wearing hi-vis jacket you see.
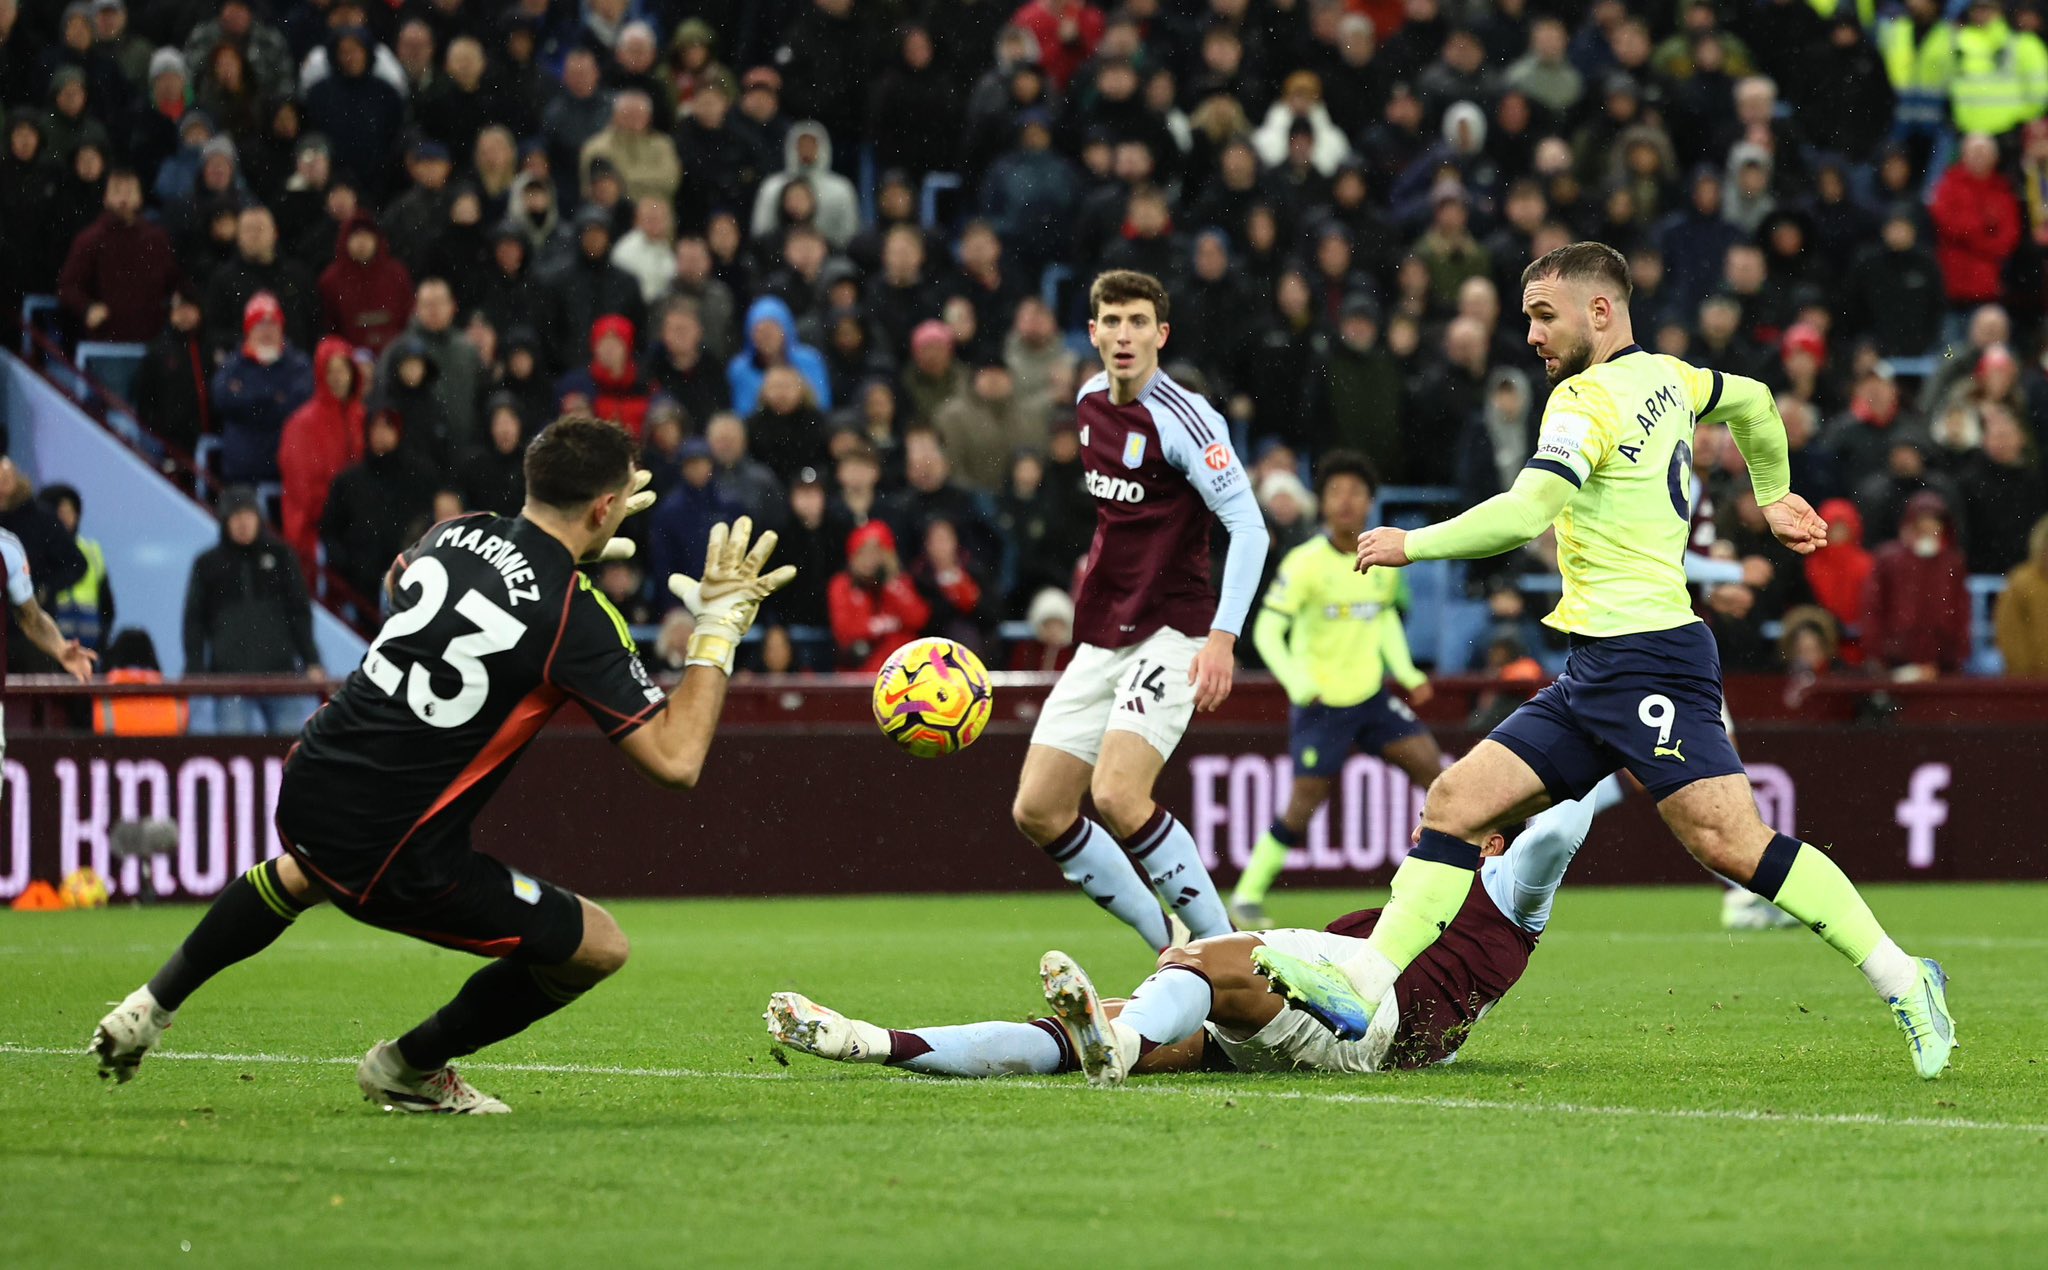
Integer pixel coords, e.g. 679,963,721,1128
828,519,930,672
93,629,188,737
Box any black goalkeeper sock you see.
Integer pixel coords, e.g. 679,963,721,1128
395,960,585,1072
146,859,311,1011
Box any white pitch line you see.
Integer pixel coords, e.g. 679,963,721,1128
1540,932,2048,951
0,1043,786,1082
6,1043,2041,1135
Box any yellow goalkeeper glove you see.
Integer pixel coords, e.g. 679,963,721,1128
668,516,798,673
584,468,658,563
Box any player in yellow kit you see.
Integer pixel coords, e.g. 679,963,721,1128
1253,242,1958,1079
1229,452,1444,928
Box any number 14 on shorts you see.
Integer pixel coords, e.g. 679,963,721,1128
1120,660,1169,714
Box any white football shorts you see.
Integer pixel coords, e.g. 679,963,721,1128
1029,627,1204,766
1202,927,1403,1074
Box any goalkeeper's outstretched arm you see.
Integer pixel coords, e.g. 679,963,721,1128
617,517,795,791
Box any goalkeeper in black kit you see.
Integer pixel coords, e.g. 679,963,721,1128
90,417,795,1113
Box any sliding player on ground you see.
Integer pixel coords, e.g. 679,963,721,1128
767,823,1585,1083
1009,270,1269,951
91,418,795,1112
1230,449,1443,928
1254,243,1956,1078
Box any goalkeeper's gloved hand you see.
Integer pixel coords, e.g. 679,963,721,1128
584,468,658,563
668,516,798,673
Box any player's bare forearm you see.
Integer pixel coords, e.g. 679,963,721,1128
14,600,94,682
630,666,730,790
1191,630,1236,712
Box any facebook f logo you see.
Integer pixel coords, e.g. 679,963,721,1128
1895,764,1951,870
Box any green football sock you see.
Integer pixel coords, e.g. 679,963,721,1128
1359,830,1481,971
1232,825,1295,905
1752,834,1886,965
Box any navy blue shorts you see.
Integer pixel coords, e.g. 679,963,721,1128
1487,623,1744,803
1290,695,1430,777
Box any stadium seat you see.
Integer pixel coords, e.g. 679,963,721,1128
1402,558,1449,665
918,172,961,230
1435,596,1495,673
1377,485,1461,531
1969,576,2008,673
74,343,149,449
20,294,60,356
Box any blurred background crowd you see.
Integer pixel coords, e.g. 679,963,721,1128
5,0,2048,732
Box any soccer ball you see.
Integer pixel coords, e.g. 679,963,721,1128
59,868,110,910
872,637,994,758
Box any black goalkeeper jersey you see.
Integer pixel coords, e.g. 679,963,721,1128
279,513,666,902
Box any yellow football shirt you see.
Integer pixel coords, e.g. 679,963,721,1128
1258,535,1425,707
1526,346,1735,637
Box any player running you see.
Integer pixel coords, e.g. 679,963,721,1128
1229,450,1444,928
767,825,1569,1083
90,418,795,1112
1010,270,1269,952
1252,243,1957,1079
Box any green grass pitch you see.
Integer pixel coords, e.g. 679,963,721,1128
4,883,2045,1268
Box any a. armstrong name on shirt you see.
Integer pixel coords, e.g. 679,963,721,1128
436,521,543,607
1616,382,1683,463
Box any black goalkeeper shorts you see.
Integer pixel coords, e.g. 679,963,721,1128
283,832,586,966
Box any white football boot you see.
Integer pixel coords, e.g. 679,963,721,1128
764,992,891,1063
90,986,174,1083
1722,888,1803,931
356,1041,510,1114
1039,950,1139,1088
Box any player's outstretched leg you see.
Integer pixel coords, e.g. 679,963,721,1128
1483,774,1620,933
92,856,320,1082
1260,741,1547,1039
767,991,1077,1076
1660,776,1957,1079
361,898,628,1113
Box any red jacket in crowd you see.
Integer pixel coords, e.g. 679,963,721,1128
1805,497,1873,665
828,522,931,672
555,314,653,437
318,212,415,354
1010,0,1104,93
278,336,365,579
1930,158,2022,306
1862,491,1971,674
56,210,184,343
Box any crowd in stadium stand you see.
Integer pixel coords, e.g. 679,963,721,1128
6,0,2048,699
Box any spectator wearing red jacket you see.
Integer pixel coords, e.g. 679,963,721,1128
318,211,413,354
1930,134,2022,312
1861,491,1971,678
278,336,364,579
828,520,930,672
56,167,183,343
1010,0,1104,94
1804,497,1873,666
554,314,653,438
